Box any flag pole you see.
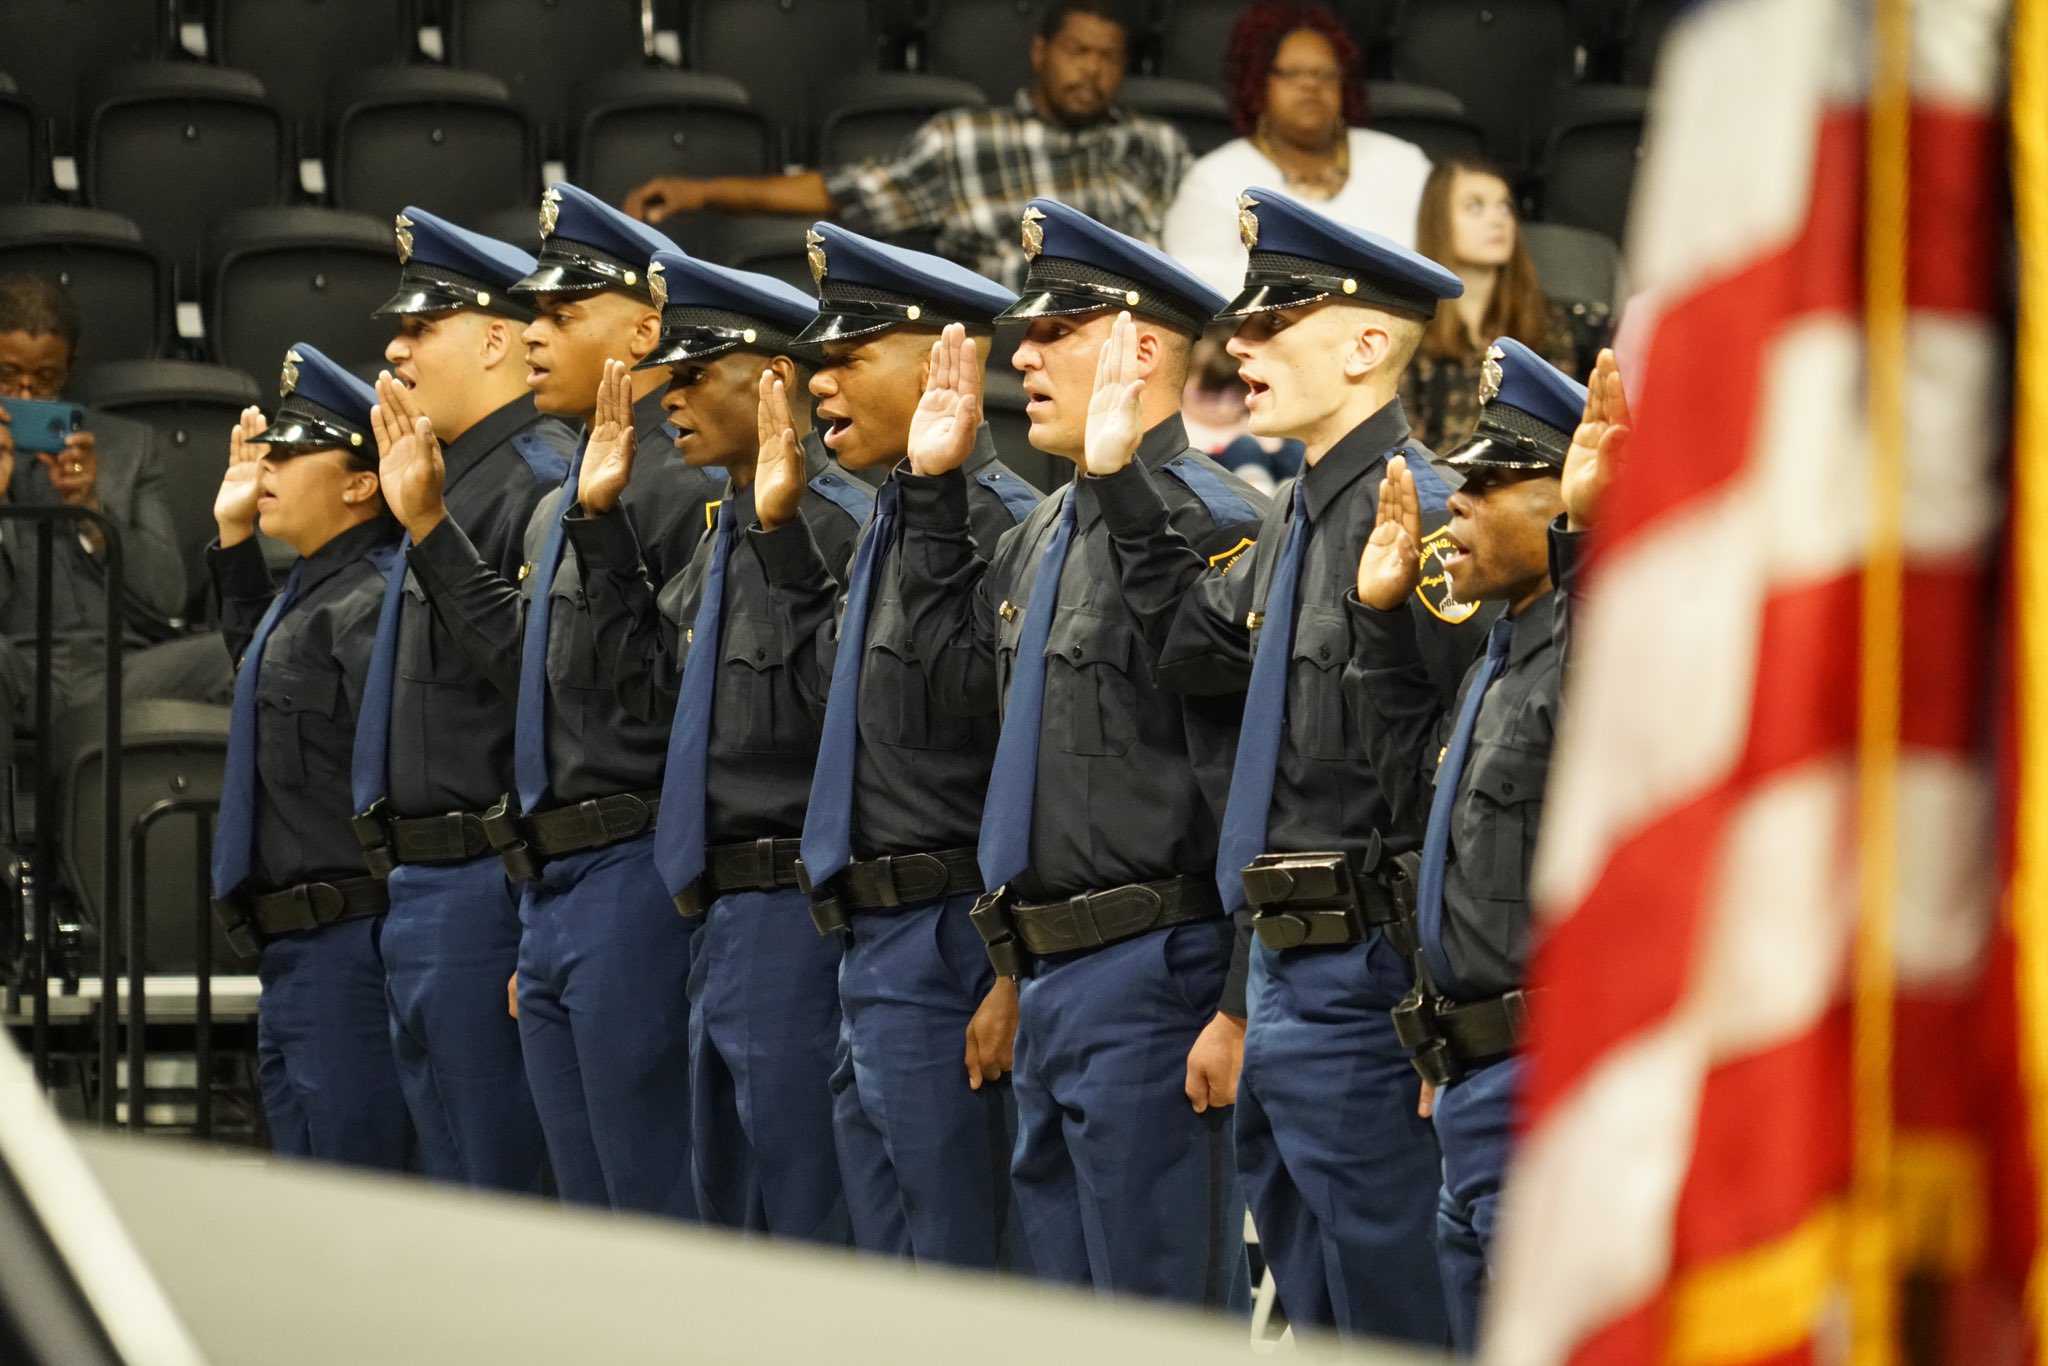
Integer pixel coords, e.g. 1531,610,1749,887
1853,0,1912,1358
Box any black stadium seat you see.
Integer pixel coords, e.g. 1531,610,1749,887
1390,0,1578,167
83,64,289,278
0,0,166,151
330,68,537,227
443,0,648,158
0,74,41,204
572,70,772,209
681,213,820,296
68,360,263,621
0,206,169,365
923,0,1051,104
1153,0,1243,86
1117,77,1234,156
468,203,546,254
205,208,395,380
816,73,987,167
1541,84,1648,244
210,0,415,149
1521,220,1622,359
687,0,886,165
1622,0,1688,83
1364,81,1486,165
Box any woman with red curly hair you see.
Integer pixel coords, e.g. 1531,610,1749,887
1163,1,1432,296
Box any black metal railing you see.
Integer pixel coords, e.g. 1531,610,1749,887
110,797,221,1136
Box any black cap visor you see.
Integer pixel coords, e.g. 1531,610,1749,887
509,241,652,301
792,302,919,348
262,401,367,458
1216,278,1337,320
1443,433,1563,476
375,265,536,322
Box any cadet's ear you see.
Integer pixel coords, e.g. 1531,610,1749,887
479,316,512,368
341,465,382,506
627,303,662,363
1341,318,1394,380
1131,324,1165,381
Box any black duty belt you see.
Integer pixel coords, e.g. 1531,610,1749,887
351,801,493,877
1239,841,1413,953
1393,987,1538,1088
480,790,661,881
672,837,805,918
798,846,984,935
1005,875,1217,959
214,876,390,957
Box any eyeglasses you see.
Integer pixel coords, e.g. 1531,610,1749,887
1268,65,1343,87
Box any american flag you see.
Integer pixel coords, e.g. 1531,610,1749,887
1483,0,2041,1360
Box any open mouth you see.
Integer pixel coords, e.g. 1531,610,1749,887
524,364,550,388
1441,533,1473,571
821,415,854,448
391,371,417,390
1242,376,1271,408
668,423,696,447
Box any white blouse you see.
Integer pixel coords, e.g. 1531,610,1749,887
1161,128,1436,299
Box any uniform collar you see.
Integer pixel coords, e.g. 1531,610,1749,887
441,392,543,493
1507,590,1556,666
299,514,401,593
1301,397,1412,524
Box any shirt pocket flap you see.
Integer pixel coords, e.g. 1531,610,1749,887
720,613,782,672
256,663,337,716
1044,608,1131,672
1464,743,1545,807
1288,607,1349,668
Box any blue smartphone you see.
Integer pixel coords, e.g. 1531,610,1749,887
0,397,85,454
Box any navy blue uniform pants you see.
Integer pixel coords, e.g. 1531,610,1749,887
1010,917,1248,1308
831,893,1018,1269
1433,1054,1518,1355
256,914,412,1171
515,835,697,1218
688,886,848,1243
1237,937,1449,1344
382,856,548,1193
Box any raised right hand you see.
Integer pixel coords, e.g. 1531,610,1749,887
1563,348,1631,533
372,372,447,541
1357,454,1424,610
214,406,268,545
623,176,708,224
753,368,805,530
905,323,983,478
576,359,638,515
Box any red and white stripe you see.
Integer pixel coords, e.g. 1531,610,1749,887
1483,0,2009,1359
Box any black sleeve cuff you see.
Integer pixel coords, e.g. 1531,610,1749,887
563,502,645,573
750,517,832,588
406,514,489,596
1219,911,1254,1018
1549,518,1587,591
1345,589,1425,668
1086,460,1172,537
206,536,272,599
897,467,972,532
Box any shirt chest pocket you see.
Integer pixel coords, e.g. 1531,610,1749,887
397,575,471,685
541,571,603,691
1043,609,1136,758
1454,742,1547,901
1285,606,1351,762
859,617,970,753
256,662,338,789
718,612,805,756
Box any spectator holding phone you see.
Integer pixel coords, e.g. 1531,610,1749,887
0,273,227,714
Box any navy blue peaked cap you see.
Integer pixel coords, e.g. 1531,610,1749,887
266,342,377,464
998,197,1225,336
637,249,821,370
1446,337,1589,473
1220,185,1463,321
510,182,677,303
376,206,539,322
792,222,1018,347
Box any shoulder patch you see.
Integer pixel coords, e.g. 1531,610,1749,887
807,468,877,524
1415,525,1481,624
511,427,573,486
974,465,1043,525
1207,535,1255,573
1161,454,1261,528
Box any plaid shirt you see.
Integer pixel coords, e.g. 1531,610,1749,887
823,91,1191,291
1399,306,1582,455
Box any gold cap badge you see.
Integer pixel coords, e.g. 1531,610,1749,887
538,186,561,239
806,228,828,286
280,348,302,396
1236,192,1260,250
394,211,414,263
1021,205,1046,259
648,259,668,310
1479,343,1505,405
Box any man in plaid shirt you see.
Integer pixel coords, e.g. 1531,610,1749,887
624,1,1190,292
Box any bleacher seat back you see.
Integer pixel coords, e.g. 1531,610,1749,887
69,361,263,623
687,0,883,164
1390,0,1577,167
1622,0,1686,83
0,79,41,203
331,68,536,226
1154,0,1242,86
1364,80,1488,165
573,70,772,208
1543,98,1645,244
923,0,1051,104
685,213,824,296
1116,77,1233,157
207,208,394,379
815,73,987,167
0,206,168,365
1522,219,1622,359
0,0,165,150
56,699,250,975
84,64,288,275
469,204,545,254
444,0,646,155
211,0,415,143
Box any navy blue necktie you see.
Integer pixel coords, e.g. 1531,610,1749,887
211,561,306,899
1415,616,1514,986
654,496,737,897
1214,482,1310,912
349,539,409,814
512,450,584,813
976,489,1077,891
800,481,899,888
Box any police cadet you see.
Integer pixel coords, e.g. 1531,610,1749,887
895,201,1268,1304
1082,187,1486,1342
379,184,718,1217
564,246,866,1240
1352,343,1619,1353
346,207,576,1193
751,224,1039,1268
208,344,409,1169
